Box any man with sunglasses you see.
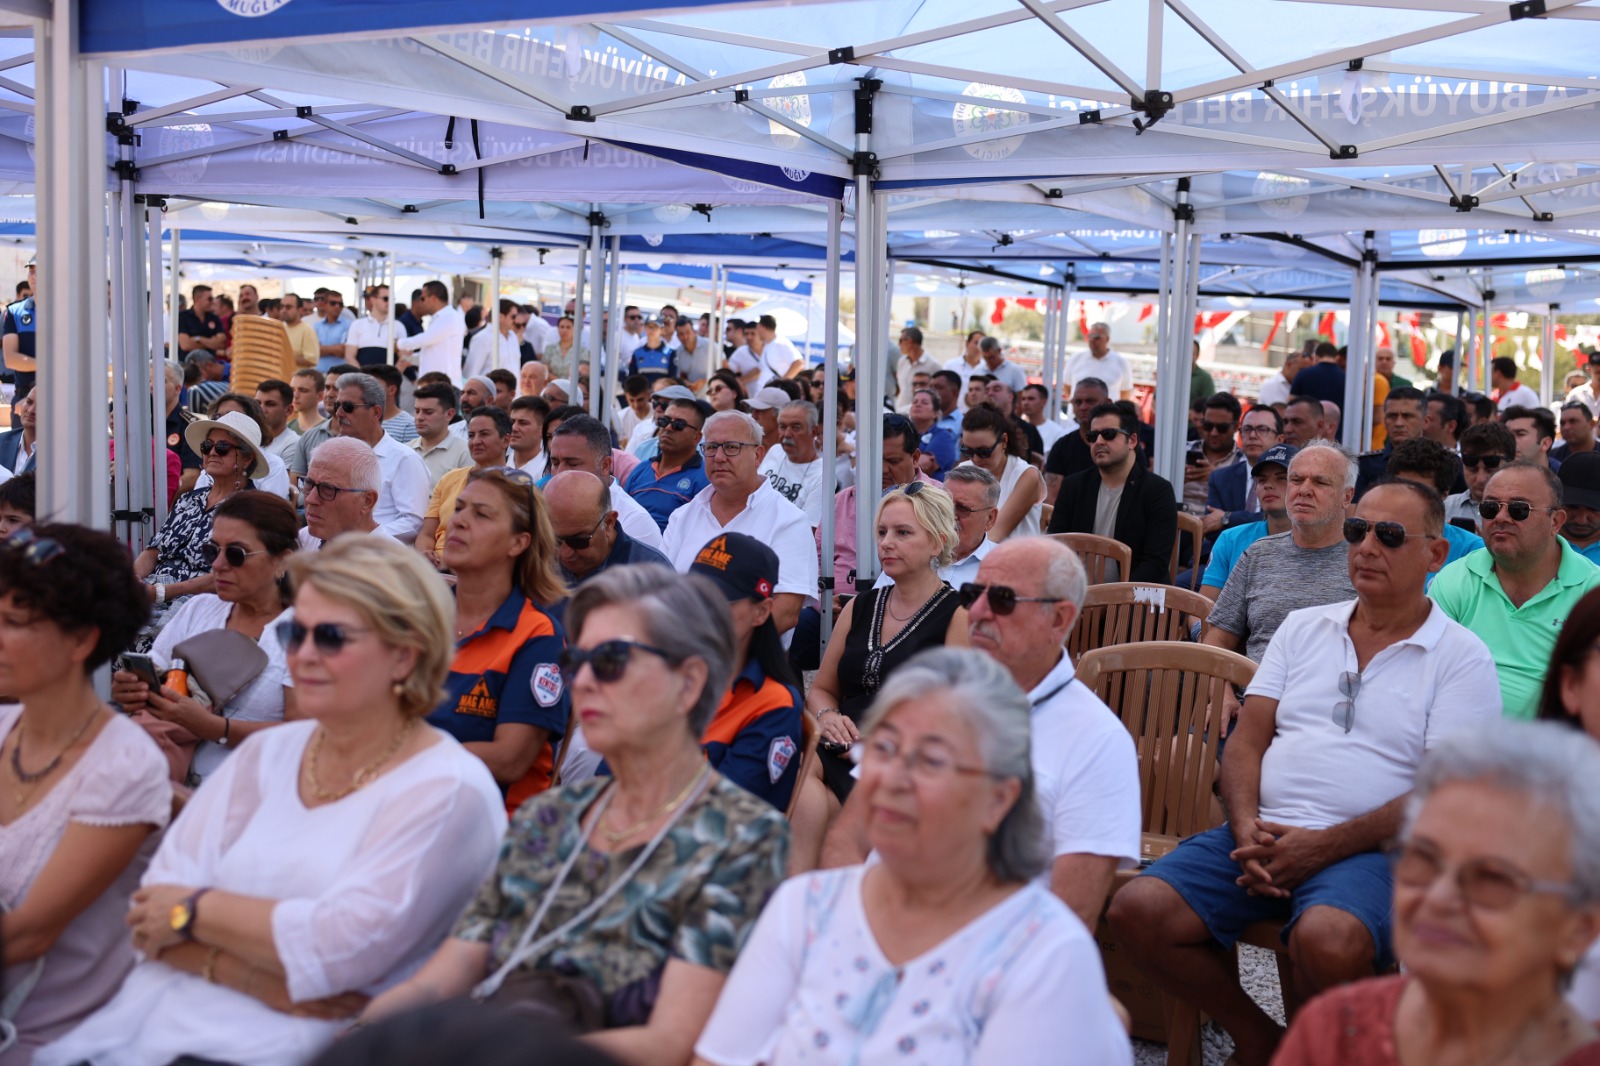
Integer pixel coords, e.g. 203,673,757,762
548,414,666,552
1429,461,1600,719
544,470,668,587
1043,377,1111,504
332,372,429,544
1047,402,1176,583
625,381,695,456
1113,480,1500,1066
663,410,817,637
1443,421,1516,530
1183,392,1244,516
622,397,710,530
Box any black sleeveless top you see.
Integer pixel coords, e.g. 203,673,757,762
836,583,961,723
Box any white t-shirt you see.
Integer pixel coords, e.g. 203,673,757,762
1065,348,1133,395
1248,599,1502,830
757,337,802,388
464,327,522,380
1258,372,1294,409
726,346,760,381
694,865,1132,1066
150,595,292,782
370,433,431,544
943,355,986,411
1497,382,1541,412
263,430,300,462
758,449,827,528
1035,418,1067,454
663,481,818,604
343,315,396,362
35,722,506,1066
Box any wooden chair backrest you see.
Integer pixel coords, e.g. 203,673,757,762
229,315,298,397
1049,532,1133,585
1067,582,1216,660
1075,641,1256,840
1169,512,1204,590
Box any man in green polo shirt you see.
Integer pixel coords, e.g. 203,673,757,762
1428,461,1600,718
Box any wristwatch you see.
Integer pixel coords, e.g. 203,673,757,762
169,888,210,941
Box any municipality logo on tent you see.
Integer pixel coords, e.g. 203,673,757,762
217,0,293,15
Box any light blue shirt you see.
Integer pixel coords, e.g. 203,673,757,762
1432,524,1484,590
312,316,349,348
1571,537,1600,568
1201,520,1269,590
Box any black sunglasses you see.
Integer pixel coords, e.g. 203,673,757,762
1479,499,1553,522
649,397,673,410
1461,454,1506,472
201,540,268,568
556,515,606,551
959,442,999,460
298,476,362,503
1085,427,1128,443
200,438,241,457
558,639,675,683
333,401,374,415
1343,517,1431,550
3,527,62,567
1200,420,1236,434
957,582,1064,616
276,619,372,656
655,416,695,432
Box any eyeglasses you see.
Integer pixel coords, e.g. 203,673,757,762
333,401,374,415
857,734,994,782
1200,421,1236,434
3,527,62,567
626,314,642,322
1084,428,1128,443
959,442,999,460
1332,670,1361,733
200,438,241,457
276,619,373,657
556,515,606,551
298,476,361,503
1343,517,1433,550
201,540,268,568
656,416,697,433
558,639,675,683
952,503,994,518
957,582,1064,615
703,440,753,457
1239,425,1278,437
1479,499,1554,522
1461,455,1507,472
1390,841,1575,911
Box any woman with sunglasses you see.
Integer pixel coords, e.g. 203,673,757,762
360,565,788,1066
113,491,299,786
694,648,1133,1066
433,466,571,816
40,537,507,1066
807,483,968,805
958,403,1044,541
705,370,746,414
134,410,270,642
0,525,170,1063
1274,722,1600,1066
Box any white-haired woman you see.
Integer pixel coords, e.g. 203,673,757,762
37,538,507,1066
1275,721,1600,1066
360,565,789,1066
694,647,1132,1066
808,483,969,802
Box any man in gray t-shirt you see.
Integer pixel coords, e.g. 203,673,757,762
1205,443,1357,663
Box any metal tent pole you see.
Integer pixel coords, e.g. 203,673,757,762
109,181,130,545
572,242,587,390
605,234,623,426
1055,265,1075,421
1480,288,1495,394
1151,181,1193,495
1040,282,1056,416
168,227,181,370
585,207,605,420
851,185,878,589
487,247,502,345
1541,305,1557,408
1344,234,1377,452
147,204,168,529
819,199,842,648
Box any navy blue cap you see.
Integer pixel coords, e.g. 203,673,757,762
690,532,778,602
1252,443,1299,475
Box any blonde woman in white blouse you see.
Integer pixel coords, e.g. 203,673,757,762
38,537,507,1066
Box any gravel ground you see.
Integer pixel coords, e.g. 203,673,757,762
1131,944,1286,1066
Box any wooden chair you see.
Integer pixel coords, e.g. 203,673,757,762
1168,512,1205,590
1076,641,1259,1065
1049,532,1132,585
1067,582,1215,660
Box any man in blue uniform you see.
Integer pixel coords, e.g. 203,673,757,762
3,257,37,409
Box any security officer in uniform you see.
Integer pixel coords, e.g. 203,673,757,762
626,316,679,381
1354,385,1430,500
3,257,38,422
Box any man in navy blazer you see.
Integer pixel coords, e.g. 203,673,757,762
0,387,38,477
1206,405,1281,535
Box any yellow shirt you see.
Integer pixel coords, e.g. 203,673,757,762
425,466,472,552
1371,373,1391,450
283,320,320,368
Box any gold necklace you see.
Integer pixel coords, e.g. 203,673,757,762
9,705,101,811
601,763,708,845
304,719,415,803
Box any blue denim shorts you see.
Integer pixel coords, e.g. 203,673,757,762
1141,824,1396,972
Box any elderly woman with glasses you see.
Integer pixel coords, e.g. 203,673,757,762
113,491,300,786
432,466,571,816
808,483,968,804
361,565,789,1066
693,648,1132,1066
1275,721,1600,1066
38,537,507,1066
958,403,1043,541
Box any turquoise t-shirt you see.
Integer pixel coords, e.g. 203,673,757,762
1201,521,1269,590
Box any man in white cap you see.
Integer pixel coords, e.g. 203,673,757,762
449,376,498,441
542,378,586,408
746,386,791,451
627,383,698,456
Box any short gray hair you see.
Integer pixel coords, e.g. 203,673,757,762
861,647,1047,884
1039,539,1088,614
337,371,386,410
780,400,818,431
1407,721,1600,909
564,565,735,737
944,464,1002,507
163,359,183,388
705,409,763,446
310,436,381,493
1293,440,1358,491
979,336,1002,354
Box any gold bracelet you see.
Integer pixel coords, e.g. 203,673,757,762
202,946,221,984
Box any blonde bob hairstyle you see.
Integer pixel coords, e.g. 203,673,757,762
876,482,958,571
286,534,456,719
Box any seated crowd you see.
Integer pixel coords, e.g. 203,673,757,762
12,308,1600,1066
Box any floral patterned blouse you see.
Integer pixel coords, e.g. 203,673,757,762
454,773,790,1028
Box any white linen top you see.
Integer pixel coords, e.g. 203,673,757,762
394,306,466,383
36,721,506,1066
694,865,1132,1066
